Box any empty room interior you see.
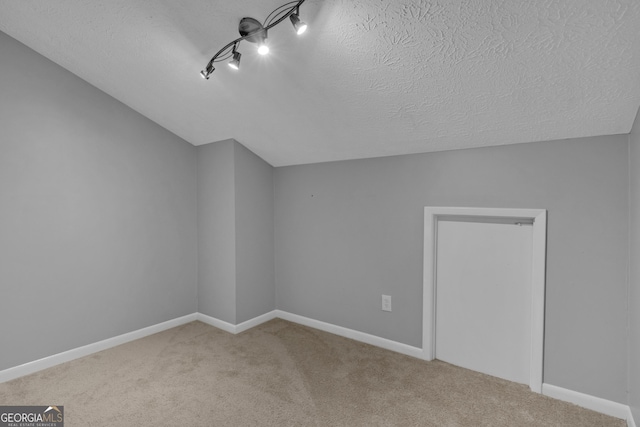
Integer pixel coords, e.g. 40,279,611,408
1,1,640,426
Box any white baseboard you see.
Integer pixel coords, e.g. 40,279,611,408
195,313,237,334
195,310,422,360
3,310,635,427
627,406,637,427
274,310,424,359
1,310,278,383
1,308,421,383
0,313,197,383
542,383,630,423
195,311,277,334
236,311,278,333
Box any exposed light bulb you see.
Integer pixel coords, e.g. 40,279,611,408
258,43,269,55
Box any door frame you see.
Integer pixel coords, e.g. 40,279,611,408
423,207,547,393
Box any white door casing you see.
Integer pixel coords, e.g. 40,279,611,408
423,207,547,393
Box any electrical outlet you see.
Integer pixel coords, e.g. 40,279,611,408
382,295,392,312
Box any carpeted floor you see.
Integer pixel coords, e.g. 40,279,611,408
0,319,627,426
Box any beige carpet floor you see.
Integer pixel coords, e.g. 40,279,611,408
0,319,627,426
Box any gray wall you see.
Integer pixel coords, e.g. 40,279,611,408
197,139,275,324
234,143,275,324
630,107,640,421
197,140,236,323
0,31,198,371
274,136,629,403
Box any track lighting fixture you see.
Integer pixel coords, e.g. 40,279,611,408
200,0,308,78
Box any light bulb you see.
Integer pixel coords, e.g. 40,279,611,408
258,43,269,55
296,22,308,35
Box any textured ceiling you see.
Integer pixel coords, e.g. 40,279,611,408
1,0,640,166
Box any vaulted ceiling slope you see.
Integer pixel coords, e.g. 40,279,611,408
1,0,640,166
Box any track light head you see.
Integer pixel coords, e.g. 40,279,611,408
200,63,215,79
290,13,307,35
228,50,241,70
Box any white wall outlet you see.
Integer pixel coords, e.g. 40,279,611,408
382,295,392,312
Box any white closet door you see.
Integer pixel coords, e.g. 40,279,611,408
435,219,533,384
